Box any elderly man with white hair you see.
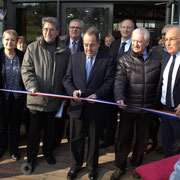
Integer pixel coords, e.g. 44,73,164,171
157,26,180,158
110,27,162,180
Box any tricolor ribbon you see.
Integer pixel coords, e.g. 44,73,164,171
0,89,179,120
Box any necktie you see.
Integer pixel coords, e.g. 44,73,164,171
166,55,176,108
86,57,93,82
118,42,127,57
71,41,76,54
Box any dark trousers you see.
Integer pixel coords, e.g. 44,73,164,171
115,111,153,170
161,106,180,158
69,112,101,171
102,105,118,142
0,93,23,154
27,110,56,162
149,117,160,145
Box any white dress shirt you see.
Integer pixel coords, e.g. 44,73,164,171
161,52,180,107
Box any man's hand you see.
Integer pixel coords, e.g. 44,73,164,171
30,88,38,96
175,104,180,118
86,94,97,104
73,90,81,102
117,99,126,109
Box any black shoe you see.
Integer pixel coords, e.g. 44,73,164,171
11,153,20,161
110,168,125,180
0,150,3,158
88,170,98,180
46,154,56,165
28,161,35,173
67,168,81,179
21,160,35,174
132,168,140,179
99,140,114,149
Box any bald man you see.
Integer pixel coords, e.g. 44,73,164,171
109,19,135,60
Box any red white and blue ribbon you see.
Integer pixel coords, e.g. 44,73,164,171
0,89,179,120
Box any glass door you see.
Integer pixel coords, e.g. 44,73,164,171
61,3,113,40
166,0,180,25
16,2,57,43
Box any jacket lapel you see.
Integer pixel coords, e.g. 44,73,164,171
174,66,180,88
160,55,171,82
79,53,86,84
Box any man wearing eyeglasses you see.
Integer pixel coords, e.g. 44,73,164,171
63,19,84,54
21,17,70,173
157,26,180,158
60,19,84,145
63,26,115,180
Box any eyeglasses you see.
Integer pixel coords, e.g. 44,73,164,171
69,26,82,30
165,37,180,42
42,28,57,33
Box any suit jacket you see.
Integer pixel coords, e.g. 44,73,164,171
63,51,115,120
109,39,131,60
64,36,84,52
157,54,180,108
152,45,170,58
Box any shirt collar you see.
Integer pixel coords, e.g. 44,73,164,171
121,38,132,45
70,38,79,44
142,48,148,60
86,55,96,61
174,51,180,57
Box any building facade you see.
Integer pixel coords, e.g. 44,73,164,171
1,0,180,45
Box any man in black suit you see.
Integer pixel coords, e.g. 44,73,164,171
64,19,84,54
157,26,180,158
100,19,135,149
56,19,84,145
63,26,115,180
109,19,135,60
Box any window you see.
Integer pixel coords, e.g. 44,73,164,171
16,2,57,43
62,3,113,40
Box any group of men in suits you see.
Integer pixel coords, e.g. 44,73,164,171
19,15,180,180
62,18,180,180
110,25,180,180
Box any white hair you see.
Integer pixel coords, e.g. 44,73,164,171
132,27,150,41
